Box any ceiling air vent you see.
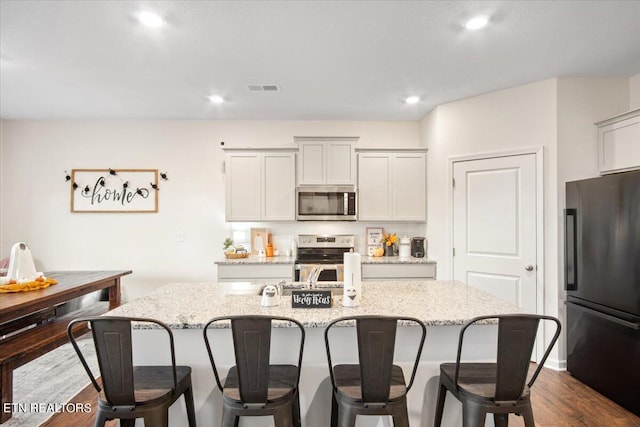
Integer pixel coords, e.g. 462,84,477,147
246,84,280,92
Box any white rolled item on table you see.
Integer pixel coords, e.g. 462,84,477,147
342,252,362,307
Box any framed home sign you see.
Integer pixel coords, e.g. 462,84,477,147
70,169,158,213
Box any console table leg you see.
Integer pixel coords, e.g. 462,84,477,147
108,278,121,310
1,363,13,423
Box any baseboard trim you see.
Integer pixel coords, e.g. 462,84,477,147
544,358,567,371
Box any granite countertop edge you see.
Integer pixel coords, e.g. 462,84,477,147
109,280,520,329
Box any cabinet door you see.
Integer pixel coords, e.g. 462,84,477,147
263,152,295,220
393,153,426,221
358,153,392,220
327,142,356,185
298,142,326,185
225,153,261,221
598,113,640,174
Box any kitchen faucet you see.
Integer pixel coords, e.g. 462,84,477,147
307,265,328,289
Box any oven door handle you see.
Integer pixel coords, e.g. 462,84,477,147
294,264,339,270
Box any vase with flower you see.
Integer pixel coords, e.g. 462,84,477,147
380,232,398,256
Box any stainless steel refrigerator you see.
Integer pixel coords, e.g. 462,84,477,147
565,170,640,416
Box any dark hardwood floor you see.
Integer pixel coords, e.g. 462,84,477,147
42,364,640,426
508,365,640,427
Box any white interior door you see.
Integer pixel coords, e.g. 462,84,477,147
453,154,537,314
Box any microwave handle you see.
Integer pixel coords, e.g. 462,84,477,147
343,192,348,215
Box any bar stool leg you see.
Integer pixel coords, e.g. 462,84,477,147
292,390,302,427
331,392,339,427
338,404,357,427
184,385,197,427
434,381,447,427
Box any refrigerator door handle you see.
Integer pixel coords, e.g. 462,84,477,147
565,302,640,330
564,208,577,291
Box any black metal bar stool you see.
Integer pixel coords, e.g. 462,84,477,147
203,315,305,427
324,315,427,427
434,314,561,427
67,316,196,427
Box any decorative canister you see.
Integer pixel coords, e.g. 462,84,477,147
399,237,411,258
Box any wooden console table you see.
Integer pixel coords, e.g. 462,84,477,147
0,270,131,423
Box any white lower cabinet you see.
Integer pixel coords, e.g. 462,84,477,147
596,108,640,175
362,263,436,280
358,150,426,221
224,149,296,221
217,264,294,283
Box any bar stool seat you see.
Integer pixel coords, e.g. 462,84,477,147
96,366,193,405
333,364,407,401
222,365,299,402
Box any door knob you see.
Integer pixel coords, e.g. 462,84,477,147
525,265,535,271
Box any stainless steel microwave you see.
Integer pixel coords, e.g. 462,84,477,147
296,186,357,221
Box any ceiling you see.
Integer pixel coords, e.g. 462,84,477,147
1,1,640,121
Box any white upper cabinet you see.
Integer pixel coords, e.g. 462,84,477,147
358,153,392,220
296,137,357,186
224,149,296,221
225,151,261,221
357,149,427,221
596,108,640,175
392,153,426,221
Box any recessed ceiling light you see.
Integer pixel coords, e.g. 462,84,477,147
464,15,489,30
405,96,420,104
208,95,224,104
135,11,166,28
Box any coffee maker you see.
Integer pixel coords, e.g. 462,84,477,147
410,237,426,258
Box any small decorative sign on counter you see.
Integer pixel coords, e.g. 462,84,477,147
291,290,333,308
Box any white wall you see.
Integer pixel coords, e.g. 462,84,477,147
630,72,640,110
421,78,558,283
420,77,630,368
0,119,421,300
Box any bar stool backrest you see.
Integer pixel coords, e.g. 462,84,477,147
453,314,561,404
325,315,426,406
495,316,540,401
356,317,398,404
92,318,136,407
204,315,305,408
231,317,272,404
67,316,178,409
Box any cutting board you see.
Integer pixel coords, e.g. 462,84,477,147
250,228,271,255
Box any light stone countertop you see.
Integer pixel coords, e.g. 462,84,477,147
107,280,520,329
360,256,436,264
215,255,436,265
215,255,296,265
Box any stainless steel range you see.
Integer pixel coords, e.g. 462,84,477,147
294,234,355,283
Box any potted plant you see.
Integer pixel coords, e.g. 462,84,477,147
223,237,235,253
380,232,398,256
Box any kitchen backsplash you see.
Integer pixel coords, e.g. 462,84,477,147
225,221,427,255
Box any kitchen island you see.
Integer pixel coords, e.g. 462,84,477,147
107,280,520,426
